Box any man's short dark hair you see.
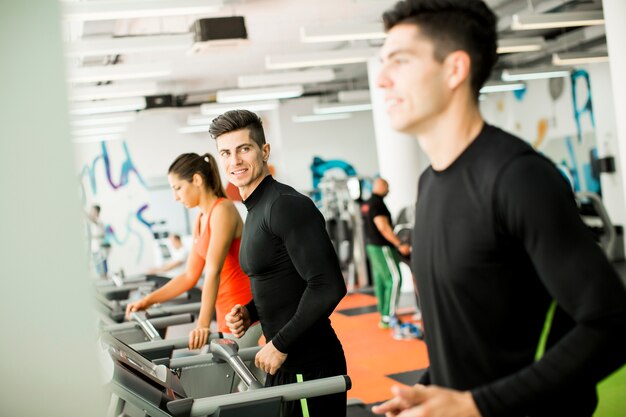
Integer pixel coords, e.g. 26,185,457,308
209,109,266,149
383,0,498,100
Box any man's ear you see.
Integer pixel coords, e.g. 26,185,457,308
262,143,271,162
445,50,471,91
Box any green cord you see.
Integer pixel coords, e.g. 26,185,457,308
296,373,310,417
535,300,557,361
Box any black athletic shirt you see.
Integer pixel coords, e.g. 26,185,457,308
362,194,394,247
240,175,346,371
413,123,626,417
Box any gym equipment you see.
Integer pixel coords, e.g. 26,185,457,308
102,312,196,345
101,333,351,417
318,177,369,292
96,292,202,324
577,191,625,262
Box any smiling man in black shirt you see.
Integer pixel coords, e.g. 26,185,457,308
209,110,348,417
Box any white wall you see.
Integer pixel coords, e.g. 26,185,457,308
278,96,380,193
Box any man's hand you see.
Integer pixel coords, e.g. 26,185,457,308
225,304,251,338
255,340,287,375
371,384,481,417
398,243,411,257
188,326,210,350
125,298,151,320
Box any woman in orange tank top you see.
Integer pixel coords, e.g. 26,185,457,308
126,152,253,350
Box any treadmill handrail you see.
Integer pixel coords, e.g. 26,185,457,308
130,311,162,341
102,313,194,332
167,375,351,417
131,333,224,353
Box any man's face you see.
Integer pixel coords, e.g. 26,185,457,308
377,23,449,135
216,128,269,197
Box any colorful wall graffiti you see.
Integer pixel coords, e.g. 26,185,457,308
79,140,156,275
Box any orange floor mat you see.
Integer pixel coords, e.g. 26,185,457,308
332,293,429,404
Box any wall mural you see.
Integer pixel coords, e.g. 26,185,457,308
79,140,156,274
539,69,601,194
492,68,601,195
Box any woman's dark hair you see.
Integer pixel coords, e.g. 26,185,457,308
168,153,226,198
209,109,266,149
383,0,498,100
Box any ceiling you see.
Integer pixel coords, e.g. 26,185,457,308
61,0,607,113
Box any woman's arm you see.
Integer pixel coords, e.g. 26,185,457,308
126,239,205,317
190,201,240,349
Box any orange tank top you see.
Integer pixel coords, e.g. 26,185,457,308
187,198,252,333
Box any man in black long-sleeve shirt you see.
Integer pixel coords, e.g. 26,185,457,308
209,110,347,417
373,1,626,416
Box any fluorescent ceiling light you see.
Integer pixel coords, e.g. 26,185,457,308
497,37,545,53
73,125,128,137
238,69,335,88
67,63,172,83
72,134,124,144
178,125,210,134
292,113,352,123
292,113,353,123
216,85,303,103
480,81,526,94
552,51,609,66
300,23,385,43
62,0,223,22
502,67,572,81
71,112,137,127
199,100,279,116
314,102,372,114
69,82,158,101
338,89,370,102
511,11,604,31
65,34,193,58
266,48,378,70
69,97,146,115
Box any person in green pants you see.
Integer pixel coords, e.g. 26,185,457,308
361,178,411,330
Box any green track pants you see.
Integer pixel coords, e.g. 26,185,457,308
366,244,402,320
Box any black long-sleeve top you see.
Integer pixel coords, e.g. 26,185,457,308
413,124,626,417
240,175,346,371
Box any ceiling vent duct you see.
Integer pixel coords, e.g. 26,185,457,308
188,16,248,54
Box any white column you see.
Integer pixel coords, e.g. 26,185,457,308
0,1,105,416
604,0,626,225
590,64,626,226
367,56,429,218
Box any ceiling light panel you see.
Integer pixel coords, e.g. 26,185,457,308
266,48,378,70
216,86,304,103
300,23,385,43
292,113,353,123
479,81,526,94
71,112,138,127
501,67,572,81
552,51,609,66
237,69,335,88
69,97,147,115
62,0,223,22
65,34,193,58
511,11,604,31
497,37,545,54
313,102,372,114
69,82,159,101
67,63,172,83
199,100,279,116
338,89,371,103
